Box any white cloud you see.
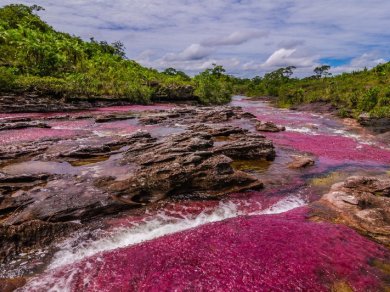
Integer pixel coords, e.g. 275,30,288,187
263,48,314,68
164,44,215,61
331,53,387,74
203,30,268,46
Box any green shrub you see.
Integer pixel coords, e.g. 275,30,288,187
0,4,232,105
16,75,70,95
358,88,379,112
194,67,232,104
0,67,16,90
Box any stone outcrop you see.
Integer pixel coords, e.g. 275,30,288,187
0,94,135,113
0,220,78,263
287,155,315,169
95,114,137,123
0,121,51,131
108,126,273,204
256,121,286,132
0,106,276,259
139,106,250,126
310,176,390,246
358,113,390,133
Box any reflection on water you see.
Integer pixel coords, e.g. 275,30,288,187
231,159,271,173
2,161,76,175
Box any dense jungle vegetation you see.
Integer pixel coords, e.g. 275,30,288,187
0,4,231,104
0,4,389,117
239,64,390,118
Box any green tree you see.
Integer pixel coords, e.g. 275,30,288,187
313,65,331,78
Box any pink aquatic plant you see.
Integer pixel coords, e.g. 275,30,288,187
23,208,389,291
266,131,390,164
0,128,84,145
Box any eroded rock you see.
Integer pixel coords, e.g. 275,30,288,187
0,121,50,131
95,114,136,123
0,220,78,263
109,125,272,204
358,113,390,133
310,176,390,246
288,155,315,169
256,121,286,132
139,106,248,126
0,106,276,263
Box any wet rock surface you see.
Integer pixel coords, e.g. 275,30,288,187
0,105,276,264
0,220,78,263
288,155,315,169
0,122,51,131
256,121,286,132
310,176,390,246
0,94,136,113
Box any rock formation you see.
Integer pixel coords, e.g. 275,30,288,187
256,121,286,132
0,106,276,261
310,176,390,246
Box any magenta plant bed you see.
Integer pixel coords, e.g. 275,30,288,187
266,131,390,164
25,208,389,291
0,128,84,145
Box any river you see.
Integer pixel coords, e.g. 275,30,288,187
0,96,389,291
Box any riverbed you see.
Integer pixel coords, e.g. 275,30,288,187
0,96,389,291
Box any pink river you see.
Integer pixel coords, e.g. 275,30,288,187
0,97,388,291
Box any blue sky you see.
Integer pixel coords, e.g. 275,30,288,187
3,0,390,76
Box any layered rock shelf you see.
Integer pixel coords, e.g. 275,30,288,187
0,105,276,263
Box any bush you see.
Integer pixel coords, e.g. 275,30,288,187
0,67,16,91
358,88,379,112
194,67,232,104
16,75,70,95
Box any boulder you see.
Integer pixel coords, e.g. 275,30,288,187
256,121,286,132
310,176,390,246
288,156,315,169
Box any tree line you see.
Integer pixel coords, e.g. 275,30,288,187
0,4,389,117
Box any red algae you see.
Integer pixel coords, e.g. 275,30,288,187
0,128,84,145
24,208,389,292
266,131,390,164
48,119,94,130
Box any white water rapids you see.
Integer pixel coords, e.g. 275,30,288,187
49,195,306,270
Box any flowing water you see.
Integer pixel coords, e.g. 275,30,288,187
1,97,389,291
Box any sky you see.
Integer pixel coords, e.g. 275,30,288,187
2,0,390,77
